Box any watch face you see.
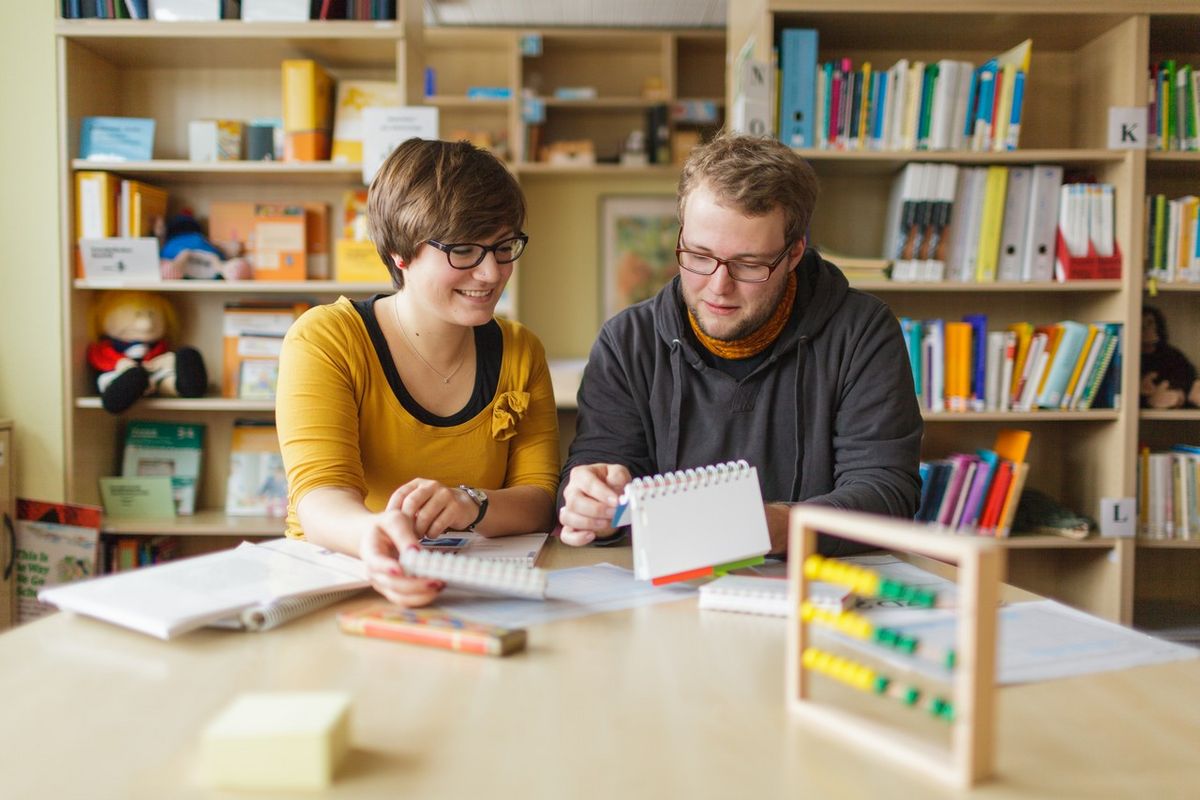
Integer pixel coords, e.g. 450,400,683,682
462,486,487,505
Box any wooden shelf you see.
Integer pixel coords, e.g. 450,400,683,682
76,397,276,412
75,279,392,294
1137,539,1200,549
423,96,511,109
995,535,1126,550
1147,151,1200,162
853,280,1122,292
1140,410,1200,421
101,509,285,537
536,96,666,109
516,163,681,177
56,20,402,68
795,148,1126,168
69,159,364,184
1146,282,1200,292
922,410,1120,422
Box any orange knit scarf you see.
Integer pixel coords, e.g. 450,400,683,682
687,271,797,360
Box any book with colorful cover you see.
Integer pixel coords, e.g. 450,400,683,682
13,499,102,623
226,420,288,518
121,421,205,515
330,79,401,164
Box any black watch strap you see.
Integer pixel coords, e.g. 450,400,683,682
459,485,488,530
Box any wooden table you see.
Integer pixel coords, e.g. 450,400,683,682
1,540,1197,798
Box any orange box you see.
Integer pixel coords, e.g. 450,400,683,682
252,205,306,281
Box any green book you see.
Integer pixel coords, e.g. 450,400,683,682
121,421,205,516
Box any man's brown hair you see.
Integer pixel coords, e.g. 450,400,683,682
677,131,819,244
367,139,525,289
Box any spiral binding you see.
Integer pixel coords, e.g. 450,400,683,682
400,549,548,600
239,587,365,632
628,459,751,499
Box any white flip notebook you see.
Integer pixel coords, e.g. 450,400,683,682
614,460,771,583
400,549,548,600
698,575,851,617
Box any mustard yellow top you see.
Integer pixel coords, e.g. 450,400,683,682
276,297,560,538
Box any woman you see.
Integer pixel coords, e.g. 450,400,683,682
276,138,559,607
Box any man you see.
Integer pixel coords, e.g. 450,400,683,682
558,132,923,554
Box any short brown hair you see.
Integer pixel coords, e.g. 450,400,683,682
367,139,526,289
677,131,819,244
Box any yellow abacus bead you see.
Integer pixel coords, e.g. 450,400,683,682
858,571,881,596
800,602,816,622
802,648,819,669
813,651,833,673
803,555,824,579
822,561,845,586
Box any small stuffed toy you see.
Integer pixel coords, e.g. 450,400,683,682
1140,305,1200,409
158,212,252,281
86,291,208,414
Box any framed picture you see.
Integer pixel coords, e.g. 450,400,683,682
600,195,681,319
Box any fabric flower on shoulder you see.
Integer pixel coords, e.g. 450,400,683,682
491,390,530,441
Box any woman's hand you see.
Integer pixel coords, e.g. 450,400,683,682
358,491,445,607
387,478,479,538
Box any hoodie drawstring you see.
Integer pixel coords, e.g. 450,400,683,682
666,338,684,472
790,335,809,499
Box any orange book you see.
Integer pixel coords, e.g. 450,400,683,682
1005,322,1033,404
208,201,258,257
1032,323,1064,396
943,321,972,412
221,302,309,398
252,204,306,281
281,59,333,161
995,461,1031,537
303,202,330,279
993,428,1032,464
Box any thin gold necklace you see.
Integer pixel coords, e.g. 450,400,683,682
392,298,468,385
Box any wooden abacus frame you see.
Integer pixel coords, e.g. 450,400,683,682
786,506,1002,789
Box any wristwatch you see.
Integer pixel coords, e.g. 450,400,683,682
458,485,489,531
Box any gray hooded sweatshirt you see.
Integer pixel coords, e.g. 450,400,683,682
562,250,923,544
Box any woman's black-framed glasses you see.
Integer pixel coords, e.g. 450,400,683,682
425,233,529,269
675,227,792,284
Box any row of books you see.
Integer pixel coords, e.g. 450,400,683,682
102,535,180,573
1139,445,1200,541
916,429,1031,537
899,317,1122,413
886,163,1120,283
1145,194,1200,283
1148,61,1200,152
100,420,289,521
777,29,1031,153
222,302,308,400
75,172,166,240
63,0,395,20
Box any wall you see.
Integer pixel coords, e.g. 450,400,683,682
0,4,65,502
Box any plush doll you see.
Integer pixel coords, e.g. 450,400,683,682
86,291,208,414
1140,305,1200,409
157,212,252,281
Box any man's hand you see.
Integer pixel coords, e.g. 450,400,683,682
765,502,792,557
558,463,631,546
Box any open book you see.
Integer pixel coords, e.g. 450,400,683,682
38,538,368,640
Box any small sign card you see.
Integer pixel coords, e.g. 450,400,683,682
80,237,161,281
99,476,178,519
362,106,439,185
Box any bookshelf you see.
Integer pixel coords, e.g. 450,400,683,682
1133,12,1200,640
55,10,421,552
54,14,724,550
726,1,1200,625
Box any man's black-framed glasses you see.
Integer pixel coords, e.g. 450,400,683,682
425,233,529,269
675,227,792,284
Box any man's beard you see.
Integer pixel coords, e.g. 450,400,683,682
686,278,789,341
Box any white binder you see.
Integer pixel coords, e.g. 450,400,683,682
1020,165,1064,281
996,166,1033,281
612,460,771,584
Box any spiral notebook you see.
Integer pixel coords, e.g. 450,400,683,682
611,460,772,585
698,575,851,617
399,549,548,600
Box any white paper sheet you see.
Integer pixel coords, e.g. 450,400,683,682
832,599,1199,685
435,563,695,628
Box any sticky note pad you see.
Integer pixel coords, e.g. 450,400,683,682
201,692,352,790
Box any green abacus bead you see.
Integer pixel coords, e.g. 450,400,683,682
912,589,937,608
902,687,920,706
945,650,957,670
897,635,918,654
873,675,890,694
